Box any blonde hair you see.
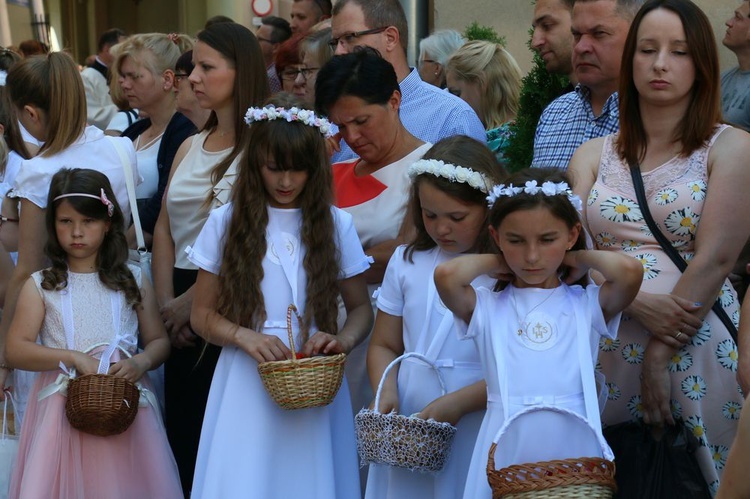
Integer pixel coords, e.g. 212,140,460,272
108,40,130,110
446,40,522,129
114,33,193,81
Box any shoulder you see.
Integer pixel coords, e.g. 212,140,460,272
540,90,584,117
708,125,750,170
121,119,151,140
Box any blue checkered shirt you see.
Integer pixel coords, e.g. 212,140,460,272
531,85,620,169
334,68,486,162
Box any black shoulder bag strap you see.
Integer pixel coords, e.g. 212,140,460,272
628,160,738,343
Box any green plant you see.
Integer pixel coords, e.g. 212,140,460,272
503,32,569,172
463,22,506,47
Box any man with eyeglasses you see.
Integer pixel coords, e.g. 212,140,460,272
256,16,292,94
328,0,485,162
291,0,332,35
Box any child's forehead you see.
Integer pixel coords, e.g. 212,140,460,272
498,205,570,231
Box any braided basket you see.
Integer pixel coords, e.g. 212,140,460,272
354,352,457,473
257,304,346,410
487,406,616,498
66,373,139,437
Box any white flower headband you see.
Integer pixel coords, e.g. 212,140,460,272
407,159,494,194
244,105,334,138
486,180,583,211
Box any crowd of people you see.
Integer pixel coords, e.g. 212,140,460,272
0,0,749,497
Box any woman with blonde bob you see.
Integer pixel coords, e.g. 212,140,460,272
445,40,522,166
115,33,196,247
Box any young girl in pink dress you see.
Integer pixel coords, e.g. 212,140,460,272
6,168,181,499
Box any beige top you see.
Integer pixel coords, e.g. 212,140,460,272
167,130,238,269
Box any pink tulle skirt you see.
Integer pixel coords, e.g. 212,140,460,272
10,370,182,499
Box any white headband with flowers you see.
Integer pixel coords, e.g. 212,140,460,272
407,159,494,194
486,180,583,211
244,105,334,138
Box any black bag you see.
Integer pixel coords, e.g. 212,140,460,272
603,420,711,498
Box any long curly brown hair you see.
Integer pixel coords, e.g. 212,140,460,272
42,168,142,307
217,94,339,341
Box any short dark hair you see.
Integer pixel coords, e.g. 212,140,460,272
204,15,235,28
332,0,408,53
295,0,333,17
574,0,644,20
175,49,194,75
315,47,398,115
261,15,292,43
97,28,126,52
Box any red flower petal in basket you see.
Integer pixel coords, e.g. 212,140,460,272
295,353,308,359
333,160,387,208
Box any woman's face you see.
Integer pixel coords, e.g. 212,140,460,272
174,70,207,127
446,72,484,126
118,54,165,114
327,92,401,165
632,8,695,108
189,40,236,111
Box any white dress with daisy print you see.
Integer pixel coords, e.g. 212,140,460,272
587,126,742,494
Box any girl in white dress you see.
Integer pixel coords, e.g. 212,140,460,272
188,95,373,499
364,135,505,499
6,168,181,498
435,168,644,499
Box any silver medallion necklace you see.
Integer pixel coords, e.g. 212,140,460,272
509,284,560,336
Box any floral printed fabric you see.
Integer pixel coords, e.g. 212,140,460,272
586,130,742,495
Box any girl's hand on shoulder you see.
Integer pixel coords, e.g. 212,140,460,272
108,355,149,383
326,132,342,157
300,331,352,357
417,395,462,426
490,253,514,282
70,351,100,376
562,250,589,284
237,329,292,363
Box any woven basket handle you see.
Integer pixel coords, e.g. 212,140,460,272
373,352,448,415
286,304,303,360
486,405,614,473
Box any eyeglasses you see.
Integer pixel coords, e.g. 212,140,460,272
280,67,320,81
328,26,389,50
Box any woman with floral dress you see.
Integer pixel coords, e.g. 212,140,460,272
569,0,750,493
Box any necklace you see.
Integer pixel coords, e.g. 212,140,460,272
509,284,560,336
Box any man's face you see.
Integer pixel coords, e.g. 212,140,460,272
572,0,631,95
256,24,277,66
291,0,321,35
723,1,750,52
531,0,574,76
330,2,388,55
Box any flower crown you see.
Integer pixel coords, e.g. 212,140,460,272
486,180,583,211
407,159,494,194
244,105,334,138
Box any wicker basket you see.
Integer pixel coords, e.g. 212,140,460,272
257,304,346,410
487,406,616,498
354,352,457,473
66,373,140,437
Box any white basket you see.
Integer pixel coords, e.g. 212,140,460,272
354,352,457,473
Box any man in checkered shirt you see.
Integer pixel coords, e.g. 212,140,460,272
532,0,643,169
